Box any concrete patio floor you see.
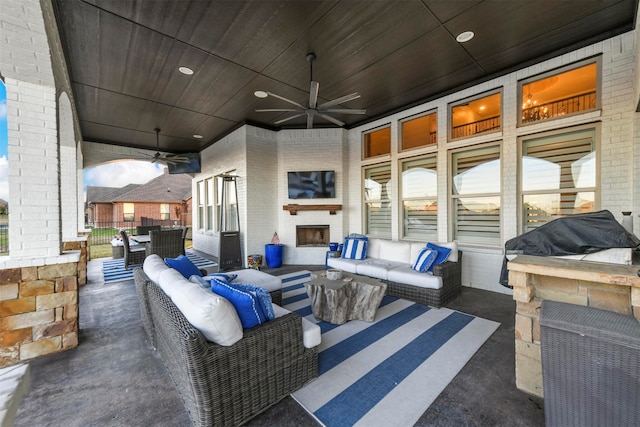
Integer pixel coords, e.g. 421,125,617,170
13,257,544,426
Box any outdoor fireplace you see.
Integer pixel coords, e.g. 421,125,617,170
296,225,330,247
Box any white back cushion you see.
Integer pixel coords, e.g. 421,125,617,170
158,267,243,346
366,238,382,259
143,254,170,283
379,240,411,263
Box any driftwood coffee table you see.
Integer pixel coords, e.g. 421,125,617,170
306,271,387,324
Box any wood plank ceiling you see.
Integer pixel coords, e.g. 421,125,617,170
52,0,637,155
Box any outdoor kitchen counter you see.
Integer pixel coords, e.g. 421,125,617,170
507,255,640,398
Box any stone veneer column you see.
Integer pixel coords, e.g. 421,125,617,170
509,255,640,398
0,259,81,367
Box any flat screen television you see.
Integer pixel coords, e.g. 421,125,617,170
167,152,201,174
288,170,335,199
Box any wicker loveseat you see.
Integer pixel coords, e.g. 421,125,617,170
133,258,319,426
327,238,462,308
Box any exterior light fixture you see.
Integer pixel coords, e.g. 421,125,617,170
193,134,203,139
178,66,194,75
456,31,474,43
254,90,268,98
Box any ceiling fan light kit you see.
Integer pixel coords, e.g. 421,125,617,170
255,52,366,129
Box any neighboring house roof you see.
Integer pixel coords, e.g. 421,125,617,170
111,170,192,203
86,184,140,204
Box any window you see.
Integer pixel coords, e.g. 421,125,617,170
197,180,205,229
450,91,501,140
217,174,239,232
363,126,391,158
451,144,501,245
364,164,392,237
160,203,170,220
400,112,437,150
401,156,437,240
519,60,599,125
205,178,214,230
521,127,597,232
123,203,135,222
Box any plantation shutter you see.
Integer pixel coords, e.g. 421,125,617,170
364,164,392,237
402,156,437,239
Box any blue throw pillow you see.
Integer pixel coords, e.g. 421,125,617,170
211,278,267,329
189,275,210,288
426,243,452,271
165,255,202,279
342,236,368,260
412,248,438,272
227,282,275,322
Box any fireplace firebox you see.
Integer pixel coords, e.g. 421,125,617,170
296,225,330,247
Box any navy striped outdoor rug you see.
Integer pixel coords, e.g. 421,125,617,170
102,251,218,284
278,271,500,427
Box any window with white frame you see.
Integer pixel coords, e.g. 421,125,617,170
197,180,205,230
363,126,391,159
451,143,501,245
521,127,597,232
401,156,437,240
160,203,170,220
364,164,392,237
123,203,135,222
205,178,214,230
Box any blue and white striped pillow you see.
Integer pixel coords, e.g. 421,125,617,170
342,236,368,260
412,248,438,272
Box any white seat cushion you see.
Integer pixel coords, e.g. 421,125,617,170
378,240,412,263
356,259,406,280
225,268,282,293
326,257,363,273
272,304,321,349
387,265,443,289
158,268,243,346
143,254,170,283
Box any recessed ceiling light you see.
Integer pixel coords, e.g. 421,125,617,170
254,90,268,98
193,134,203,139
178,66,194,75
456,31,474,43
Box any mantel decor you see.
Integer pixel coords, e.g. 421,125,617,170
283,204,342,215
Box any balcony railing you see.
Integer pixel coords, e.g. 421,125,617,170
451,116,501,139
522,91,596,123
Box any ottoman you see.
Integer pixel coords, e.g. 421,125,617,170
226,268,283,305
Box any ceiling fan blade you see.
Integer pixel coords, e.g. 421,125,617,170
318,92,361,109
317,113,345,127
266,92,306,109
321,108,367,114
255,108,300,112
309,81,319,109
307,112,314,129
274,112,305,125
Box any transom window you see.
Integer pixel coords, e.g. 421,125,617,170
364,164,392,237
521,127,597,232
401,156,437,240
451,144,501,245
519,59,599,126
450,91,501,140
363,126,391,159
400,112,437,151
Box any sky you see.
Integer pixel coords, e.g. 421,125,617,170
83,161,165,200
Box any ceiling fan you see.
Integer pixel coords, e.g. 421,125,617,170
255,52,366,129
136,128,192,165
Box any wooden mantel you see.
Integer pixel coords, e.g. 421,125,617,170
283,204,342,215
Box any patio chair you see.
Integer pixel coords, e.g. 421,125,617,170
136,225,161,235
180,226,189,255
146,229,184,260
120,230,146,269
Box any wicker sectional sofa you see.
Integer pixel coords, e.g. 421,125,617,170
133,256,319,426
327,238,462,308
